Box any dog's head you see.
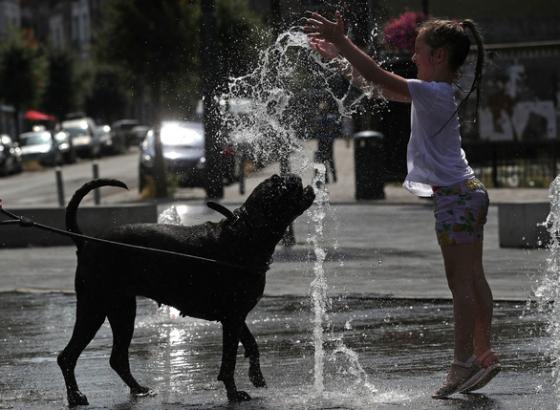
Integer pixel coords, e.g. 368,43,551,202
238,174,315,235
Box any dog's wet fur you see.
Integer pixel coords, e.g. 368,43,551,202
57,174,315,406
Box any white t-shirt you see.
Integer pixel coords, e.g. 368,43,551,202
403,79,474,197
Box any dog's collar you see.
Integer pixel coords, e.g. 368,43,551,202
231,205,288,238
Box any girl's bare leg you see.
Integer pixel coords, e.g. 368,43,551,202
471,240,493,357
440,241,492,362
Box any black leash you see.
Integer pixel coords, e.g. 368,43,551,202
0,203,248,271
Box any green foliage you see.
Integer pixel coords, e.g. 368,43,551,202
84,66,128,123
96,0,198,89
0,31,45,111
215,0,270,85
95,0,200,120
94,0,269,119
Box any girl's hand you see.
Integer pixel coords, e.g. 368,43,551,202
304,10,345,45
309,38,339,60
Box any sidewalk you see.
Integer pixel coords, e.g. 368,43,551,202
0,200,546,301
125,138,551,205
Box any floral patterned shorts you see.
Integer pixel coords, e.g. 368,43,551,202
432,178,489,247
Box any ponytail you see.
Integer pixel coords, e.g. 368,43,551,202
461,19,484,116
418,18,486,136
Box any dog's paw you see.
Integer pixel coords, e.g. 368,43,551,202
227,390,252,402
67,390,89,406
249,368,267,388
131,385,155,397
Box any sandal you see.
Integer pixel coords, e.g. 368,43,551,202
459,350,501,393
432,356,480,399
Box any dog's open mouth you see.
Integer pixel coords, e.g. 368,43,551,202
282,174,315,212
301,185,315,210
241,174,315,224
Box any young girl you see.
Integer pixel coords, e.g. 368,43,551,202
305,11,501,398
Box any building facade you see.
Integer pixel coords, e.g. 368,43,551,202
0,0,21,39
17,0,106,60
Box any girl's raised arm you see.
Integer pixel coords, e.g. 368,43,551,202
305,11,411,103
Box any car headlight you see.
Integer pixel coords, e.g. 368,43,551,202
141,154,153,167
196,157,206,169
73,135,91,145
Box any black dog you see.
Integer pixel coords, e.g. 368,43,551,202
57,174,315,406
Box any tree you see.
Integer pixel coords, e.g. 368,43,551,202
201,0,266,199
41,48,75,121
95,0,267,121
0,32,45,137
215,0,268,91
96,0,198,123
84,66,128,123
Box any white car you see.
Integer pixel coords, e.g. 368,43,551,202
61,118,101,158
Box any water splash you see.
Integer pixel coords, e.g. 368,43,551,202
329,338,378,395
534,175,560,406
309,163,331,394
220,26,383,399
158,205,181,225
220,27,383,168
157,205,182,319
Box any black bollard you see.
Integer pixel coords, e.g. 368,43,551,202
55,167,65,207
92,161,100,205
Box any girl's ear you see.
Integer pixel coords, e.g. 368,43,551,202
432,47,448,65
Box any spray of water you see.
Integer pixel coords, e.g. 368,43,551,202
220,27,383,170
221,26,383,397
158,205,181,225
534,175,560,407
309,163,331,394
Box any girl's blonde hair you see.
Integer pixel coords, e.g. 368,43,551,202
419,19,484,110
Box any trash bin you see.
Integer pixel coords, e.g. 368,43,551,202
353,130,385,200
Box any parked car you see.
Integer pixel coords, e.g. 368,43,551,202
112,119,140,148
0,134,22,176
19,130,70,166
53,129,77,163
61,117,101,158
130,125,150,145
94,124,122,155
138,120,241,192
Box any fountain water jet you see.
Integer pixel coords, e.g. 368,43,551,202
535,175,560,406
221,26,384,399
309,162,330,394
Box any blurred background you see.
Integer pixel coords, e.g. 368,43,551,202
0,0,558,197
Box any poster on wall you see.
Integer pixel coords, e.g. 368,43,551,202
461,50,559,142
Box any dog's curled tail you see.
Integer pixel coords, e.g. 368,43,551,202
66,178,128,248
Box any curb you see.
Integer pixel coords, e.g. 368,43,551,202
0,203,158,248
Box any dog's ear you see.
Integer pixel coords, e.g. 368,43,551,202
207,201,235,220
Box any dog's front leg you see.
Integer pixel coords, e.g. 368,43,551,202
218,319,251,402
240,322,266,388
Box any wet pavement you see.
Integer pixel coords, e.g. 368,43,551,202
0,292,552,410
0,202,555,409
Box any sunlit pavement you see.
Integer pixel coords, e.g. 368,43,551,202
0,292,552,410
0,201,554,409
